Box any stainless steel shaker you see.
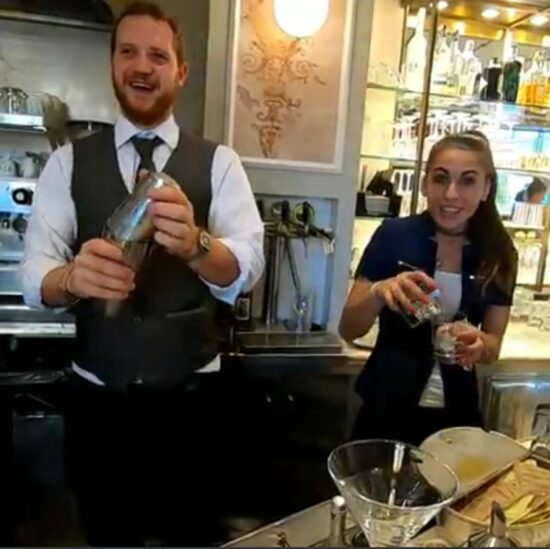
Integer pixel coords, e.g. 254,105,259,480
101,172,178,317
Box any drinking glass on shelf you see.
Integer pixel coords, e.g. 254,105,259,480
368,63,401,88
511,287,531,323
527,300,545,328
540,302,550,332
519,289,533,322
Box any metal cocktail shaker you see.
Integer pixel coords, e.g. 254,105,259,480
101,172,178,317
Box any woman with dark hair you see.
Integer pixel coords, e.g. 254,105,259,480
340,133,517,446
515,178,547,204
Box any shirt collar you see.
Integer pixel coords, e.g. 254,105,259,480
114,114,179,150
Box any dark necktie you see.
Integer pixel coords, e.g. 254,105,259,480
131,135,164,175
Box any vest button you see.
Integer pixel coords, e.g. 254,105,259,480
134,377,144,384
133,315,142,323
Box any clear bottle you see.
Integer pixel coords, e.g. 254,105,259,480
460,40,482,97
102,172,178,316
446,31,464,95
432,25,451,94
404,7,427,92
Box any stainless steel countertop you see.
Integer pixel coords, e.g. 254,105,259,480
222,498,450,547
2,314,550,370
0,322,75,337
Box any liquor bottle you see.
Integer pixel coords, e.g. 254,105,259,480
404,7,427,92
460,40,482,97
502,44,522,103
545,60,550,107
432,25,451,94
484,58,502,101
102,172,178,317
533,51,547,106
446,31,464,96
524,51,546,106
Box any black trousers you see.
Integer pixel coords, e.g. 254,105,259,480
60,371,225,547
351,401,482,447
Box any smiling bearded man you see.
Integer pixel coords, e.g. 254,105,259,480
20,1,265,546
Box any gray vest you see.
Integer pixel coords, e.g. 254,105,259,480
70,126,219,389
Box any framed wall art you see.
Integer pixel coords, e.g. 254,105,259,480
226,0,355,173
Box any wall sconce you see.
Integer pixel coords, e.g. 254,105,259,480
274,0,330,38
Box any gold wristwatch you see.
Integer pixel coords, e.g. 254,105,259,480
187,229,211,262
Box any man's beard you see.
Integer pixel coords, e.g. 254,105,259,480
113,76,178,127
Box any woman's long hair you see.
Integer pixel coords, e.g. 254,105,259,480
425,133,518,296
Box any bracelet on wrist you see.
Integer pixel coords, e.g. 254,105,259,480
59,263,81,304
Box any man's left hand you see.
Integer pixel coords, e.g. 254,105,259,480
148,182,199,261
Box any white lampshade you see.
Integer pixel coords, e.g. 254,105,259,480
273,0,330,38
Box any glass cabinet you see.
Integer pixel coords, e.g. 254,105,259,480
355,0,550,290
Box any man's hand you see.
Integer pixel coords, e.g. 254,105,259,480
66,238,135,300
143,172,240,288
148,180,200,261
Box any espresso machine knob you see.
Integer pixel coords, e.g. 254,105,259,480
12,188,33,206
12,215,28,234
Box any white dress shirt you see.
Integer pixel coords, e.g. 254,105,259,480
20,114,265,382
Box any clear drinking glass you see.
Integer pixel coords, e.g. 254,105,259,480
432,312,471,365
327,440,458,547
399,288,442,329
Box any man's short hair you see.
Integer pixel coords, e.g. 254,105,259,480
110,1,185,64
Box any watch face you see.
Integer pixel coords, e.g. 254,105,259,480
199,230,211,252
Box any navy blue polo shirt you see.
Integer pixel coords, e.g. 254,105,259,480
354,212,514,422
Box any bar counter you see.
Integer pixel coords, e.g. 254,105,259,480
1,314,550,369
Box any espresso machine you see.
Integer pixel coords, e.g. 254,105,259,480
0,178,35,296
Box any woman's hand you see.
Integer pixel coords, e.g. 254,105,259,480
453,323,485,370
371,271,437,313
